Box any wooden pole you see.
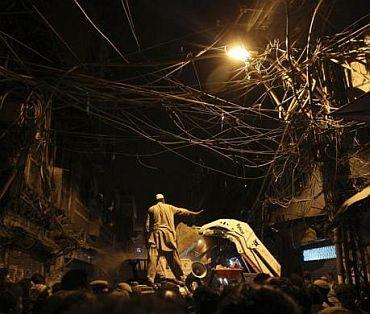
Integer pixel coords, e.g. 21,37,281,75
342,225,353,285
334,227,344,284
349,222,361,293
355,216,369,290
358,239,369,290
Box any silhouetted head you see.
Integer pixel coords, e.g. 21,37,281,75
0,268,9,285
61,269,89,291
90,280,109,296
193,285,219,314
318,307,352,313
218,283,301,314
253,273,271,284
266,277,312,313
66,295,186,314
334,284,357,310
52,282,62,294
289,274,304,288
31,273,45,285
42,290,96,314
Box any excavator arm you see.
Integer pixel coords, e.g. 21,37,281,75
199,219,281,276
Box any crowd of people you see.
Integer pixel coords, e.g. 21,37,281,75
0,267,369,314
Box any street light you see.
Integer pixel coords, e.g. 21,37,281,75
226,44,251,62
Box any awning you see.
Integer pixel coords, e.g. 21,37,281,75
331,185,370,227
338,186,370,215
331,92,370,122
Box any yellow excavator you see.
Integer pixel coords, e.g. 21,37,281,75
166,219,281,290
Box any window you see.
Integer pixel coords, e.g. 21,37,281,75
303,245,336,261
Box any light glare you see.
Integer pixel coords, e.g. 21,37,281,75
226,45,251,62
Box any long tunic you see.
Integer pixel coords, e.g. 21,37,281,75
145,202,197,252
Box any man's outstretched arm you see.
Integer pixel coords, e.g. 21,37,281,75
172,206,203,216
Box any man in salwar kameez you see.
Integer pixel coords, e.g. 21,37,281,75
146,194,202,285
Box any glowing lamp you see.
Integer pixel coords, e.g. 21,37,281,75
226,45,251,62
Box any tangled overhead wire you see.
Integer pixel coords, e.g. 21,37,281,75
0,1,369,218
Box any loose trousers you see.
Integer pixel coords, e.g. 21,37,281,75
147,244,184,283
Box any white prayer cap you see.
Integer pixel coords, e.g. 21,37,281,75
155,194,164,200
